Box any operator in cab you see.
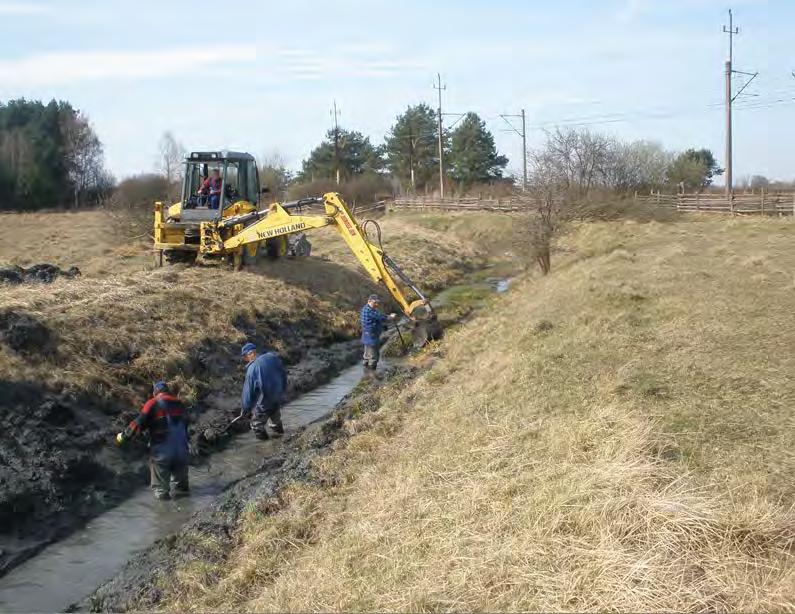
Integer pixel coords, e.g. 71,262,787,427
115,381,190,501
240,342,287,440
198,168,222,209
360,294,396,373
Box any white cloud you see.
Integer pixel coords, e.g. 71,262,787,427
0,41,422,89
0,44,257,87
273,46,424,81
0,2,49,15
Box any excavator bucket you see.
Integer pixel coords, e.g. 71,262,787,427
408,298,443,348
412,315,443,348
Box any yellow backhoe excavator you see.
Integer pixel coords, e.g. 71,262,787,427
153,150,442,345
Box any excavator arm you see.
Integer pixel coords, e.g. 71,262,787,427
201,193,441,341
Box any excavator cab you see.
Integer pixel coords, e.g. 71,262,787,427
180,151,260,222
155,151,270,264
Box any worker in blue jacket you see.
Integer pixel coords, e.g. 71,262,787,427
360,294,396,372
240,342,287,440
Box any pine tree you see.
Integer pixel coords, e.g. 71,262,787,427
384,104,440,191
299,129,382,182
447,112,508,187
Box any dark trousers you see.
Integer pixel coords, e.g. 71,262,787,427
150,457,189,499
251,403,284,439
363,343,380,370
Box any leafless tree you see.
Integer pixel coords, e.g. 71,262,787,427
60,112,110,206
603,140,672,192
258,152,292,201
532,128,613,196
533,128,673,196
156,131,185,200
518,176,575,275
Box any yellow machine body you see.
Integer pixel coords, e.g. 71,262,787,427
153,151,438,331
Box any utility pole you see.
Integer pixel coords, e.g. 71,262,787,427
407,112,416,192
499,109,528,191
521,109,527,192
434,73,446,198
723,9,737,198
332,99,341,185
722,10,758,199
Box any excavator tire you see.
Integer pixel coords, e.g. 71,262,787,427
287,233,312,258
265,236,287,260
241,241,262,267
164,249,198,265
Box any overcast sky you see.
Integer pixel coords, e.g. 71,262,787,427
0,0,790,183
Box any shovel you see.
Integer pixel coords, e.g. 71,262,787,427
392,321,408,352
202,413,245,442
223,413,245,432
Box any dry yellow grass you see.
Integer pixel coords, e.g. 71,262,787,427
0,210,152,276
155,216,795,612
0,211,494,408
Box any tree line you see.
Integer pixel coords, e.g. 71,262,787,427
0,99,112,211
291,105,509,193
270,105,734,201
4,96,781,214
529,128,725,196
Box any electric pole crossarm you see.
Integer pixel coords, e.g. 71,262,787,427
499,114,523,137
499,111,527,191
732,72,758,102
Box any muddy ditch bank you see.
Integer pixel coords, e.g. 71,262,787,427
77,363,425,613
0,263,81,285
0,335,361,579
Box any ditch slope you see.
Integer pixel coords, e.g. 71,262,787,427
0,211,514,577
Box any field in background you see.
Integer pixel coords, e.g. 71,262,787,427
0,210,151,276
154,216,794,612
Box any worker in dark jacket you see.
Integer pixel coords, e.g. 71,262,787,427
116,381,190,500
360,294,396,372
240,342,287,440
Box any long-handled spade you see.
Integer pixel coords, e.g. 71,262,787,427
223,413,245,432
392,321,408,353
202,413,245,443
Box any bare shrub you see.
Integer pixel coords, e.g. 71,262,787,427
155,131,185,202
517,181,574,275
258,153,293,201
287,174,393,210
103,173,170,239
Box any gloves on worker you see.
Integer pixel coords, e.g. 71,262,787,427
115,432,126,446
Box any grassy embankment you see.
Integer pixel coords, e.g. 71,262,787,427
0,210,514,407
154,216,794,612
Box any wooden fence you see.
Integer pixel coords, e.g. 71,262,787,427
352,200,388,216
389,193,795,217
635,191,795,216
390,197,528,212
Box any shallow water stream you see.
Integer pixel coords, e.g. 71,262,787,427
0,276,513,613
0,361,385,613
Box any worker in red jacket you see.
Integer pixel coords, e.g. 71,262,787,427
198,168,222,209
116,381,190,500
